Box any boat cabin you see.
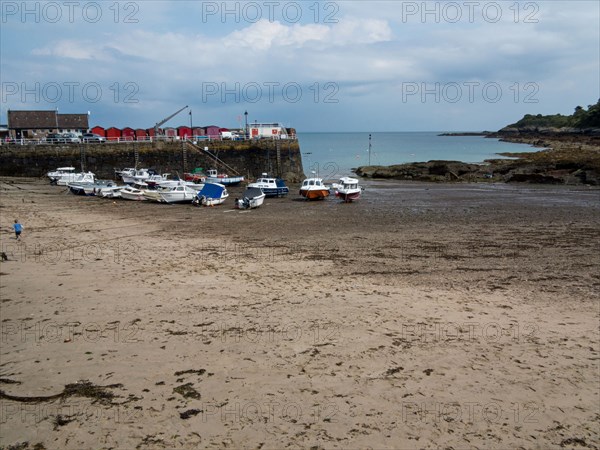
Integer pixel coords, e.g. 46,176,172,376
302,178,324,187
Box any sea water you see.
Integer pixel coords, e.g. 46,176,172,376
297,132,537,179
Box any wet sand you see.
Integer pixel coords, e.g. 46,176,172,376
1,177,599,449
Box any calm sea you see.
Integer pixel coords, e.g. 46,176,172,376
297,132,536,179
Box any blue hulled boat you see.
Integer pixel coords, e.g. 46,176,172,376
247,173,289,197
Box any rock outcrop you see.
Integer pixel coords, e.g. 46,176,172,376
356,131,600,185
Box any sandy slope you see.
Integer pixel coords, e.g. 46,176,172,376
0,178,598,449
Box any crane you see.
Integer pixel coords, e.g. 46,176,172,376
154,105,189,136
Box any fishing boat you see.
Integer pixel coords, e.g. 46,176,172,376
193,182,229,206
120,183,148,201
247,173,289,197
157,184,198,204
235,187,266,209
299,177,330,200
205,169,244,186
67,180,119,196
335,177,362,202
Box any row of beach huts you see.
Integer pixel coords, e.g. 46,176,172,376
88,124,297,141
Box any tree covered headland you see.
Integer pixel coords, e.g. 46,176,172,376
506,99,600,129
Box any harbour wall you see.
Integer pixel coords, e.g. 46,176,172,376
0,139,305,181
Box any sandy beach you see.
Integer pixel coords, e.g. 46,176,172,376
1,177,599,449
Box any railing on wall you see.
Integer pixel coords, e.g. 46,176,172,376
0,134,298,146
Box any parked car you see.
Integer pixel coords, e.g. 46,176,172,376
45,133,63,144
82,133,106,143
61,132,81,143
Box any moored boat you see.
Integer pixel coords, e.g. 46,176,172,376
47,167,76,184
193,182,229,206
122,168,153,184
247,173,289,197
97,185,123,198
299,177,330,200
184,168,206,183
145,173,173,189
54,171,95,186
67,180,119,196
235,187,266,209
335,177,362,202
120,183,148,201
205,169,244,186
157,184,198,203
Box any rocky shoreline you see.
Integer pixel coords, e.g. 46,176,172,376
356,130,600,185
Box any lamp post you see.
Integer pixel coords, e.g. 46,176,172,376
244,110,248,139
189,109,193,140
368,134,372,166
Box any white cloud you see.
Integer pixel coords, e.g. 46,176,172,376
32,40,96,60
5,1,599,130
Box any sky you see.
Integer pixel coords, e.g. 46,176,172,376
1,0,599,131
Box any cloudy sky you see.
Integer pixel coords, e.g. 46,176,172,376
1,1,598,131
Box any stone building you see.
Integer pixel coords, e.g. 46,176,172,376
7,110,89,139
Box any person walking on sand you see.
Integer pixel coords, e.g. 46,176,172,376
13,219,23,241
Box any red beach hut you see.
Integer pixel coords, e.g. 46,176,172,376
205,125,220,139
91,126,106,137
105,127,122,141
135,129,148,141
121,127,135,141
177,126,192,139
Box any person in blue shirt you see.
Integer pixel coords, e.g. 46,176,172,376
13,219,22,241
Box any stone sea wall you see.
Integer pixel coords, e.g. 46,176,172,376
0,139,304,182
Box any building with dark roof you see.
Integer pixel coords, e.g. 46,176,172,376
7,110,89,139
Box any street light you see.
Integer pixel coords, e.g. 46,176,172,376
244,110,248,139
189,109,193,140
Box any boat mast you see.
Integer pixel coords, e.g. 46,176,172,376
368,134,372,166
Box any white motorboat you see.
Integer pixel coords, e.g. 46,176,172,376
115,168,136,180
157,184,198,203
235,187,266,209
97,185,123,198
193,182,229,206
145,173,169,188
67,180,119,196
155,178,204,190
335,177,362,202
47,167,76,184
142,188,165,202
122,168,152,184
247,173,289,197
120,183,148,201
54,171,95,186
